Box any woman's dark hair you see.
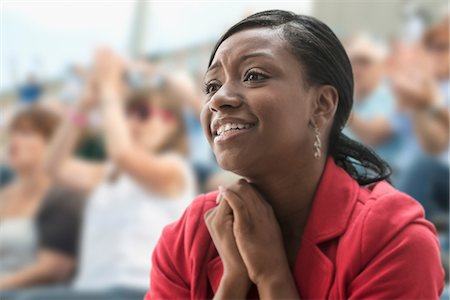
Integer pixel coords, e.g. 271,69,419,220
207,10,391,185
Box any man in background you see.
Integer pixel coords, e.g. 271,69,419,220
344,34,404,181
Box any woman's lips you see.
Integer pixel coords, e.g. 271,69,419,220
213,124,256,144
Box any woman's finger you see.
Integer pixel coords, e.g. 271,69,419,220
219,186,252,233
204,207,217,226
229,179,270,215
215,192,232,218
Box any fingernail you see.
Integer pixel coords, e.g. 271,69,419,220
218,185,224,193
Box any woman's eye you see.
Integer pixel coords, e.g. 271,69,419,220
244,71,267,82
204,82,220,95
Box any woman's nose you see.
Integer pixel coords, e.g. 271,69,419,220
208,83,243,113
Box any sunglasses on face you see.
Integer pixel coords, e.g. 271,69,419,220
126,104,151,121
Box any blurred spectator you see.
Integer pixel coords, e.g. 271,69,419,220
390,13,449,219
344,34,404,181
0,107,83,291
35,50,195,299
17,75,43,106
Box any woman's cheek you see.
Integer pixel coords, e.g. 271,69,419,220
200,107,213,143
31,139,47,161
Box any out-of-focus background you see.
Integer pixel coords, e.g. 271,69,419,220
0,1,448,299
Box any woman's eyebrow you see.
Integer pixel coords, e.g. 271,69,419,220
239,51,275,63
206,51,275,74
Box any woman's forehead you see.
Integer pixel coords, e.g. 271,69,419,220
211,28,285,66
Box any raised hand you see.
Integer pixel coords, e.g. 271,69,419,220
92,48,126,101
388,43,441,111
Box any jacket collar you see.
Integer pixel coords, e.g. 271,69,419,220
207,156,360,297
302,156,359,244
292,156,360,298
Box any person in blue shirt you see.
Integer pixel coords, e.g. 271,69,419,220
343,34,406,184
18,75,43,105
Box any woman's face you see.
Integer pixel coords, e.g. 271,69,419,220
201,28,317,177
8,126,47,172
126,100,178,152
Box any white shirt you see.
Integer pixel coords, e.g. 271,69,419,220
73,156,196,291
0,218,37,277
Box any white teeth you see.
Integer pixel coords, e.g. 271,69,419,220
215,123,254,136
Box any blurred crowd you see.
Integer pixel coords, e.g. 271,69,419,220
0,5,449,300
0,45,239,299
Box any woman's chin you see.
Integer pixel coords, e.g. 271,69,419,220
216,156,239,171
216,156,252,177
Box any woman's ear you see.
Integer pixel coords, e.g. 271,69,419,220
310,85,339,128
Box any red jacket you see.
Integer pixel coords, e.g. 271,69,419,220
145,157,444,299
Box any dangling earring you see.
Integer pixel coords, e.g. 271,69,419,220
313,125,321,160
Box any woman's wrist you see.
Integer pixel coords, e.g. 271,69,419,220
255,267,299,299
215,273,252,299
248,255,290,284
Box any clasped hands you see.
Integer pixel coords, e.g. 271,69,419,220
204,179,299,299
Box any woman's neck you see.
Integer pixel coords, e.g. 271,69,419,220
15,168,50,195
247,156,326,236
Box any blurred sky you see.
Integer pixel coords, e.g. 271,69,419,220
1,0,312,91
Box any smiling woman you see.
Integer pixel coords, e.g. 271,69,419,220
145,10,444,300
